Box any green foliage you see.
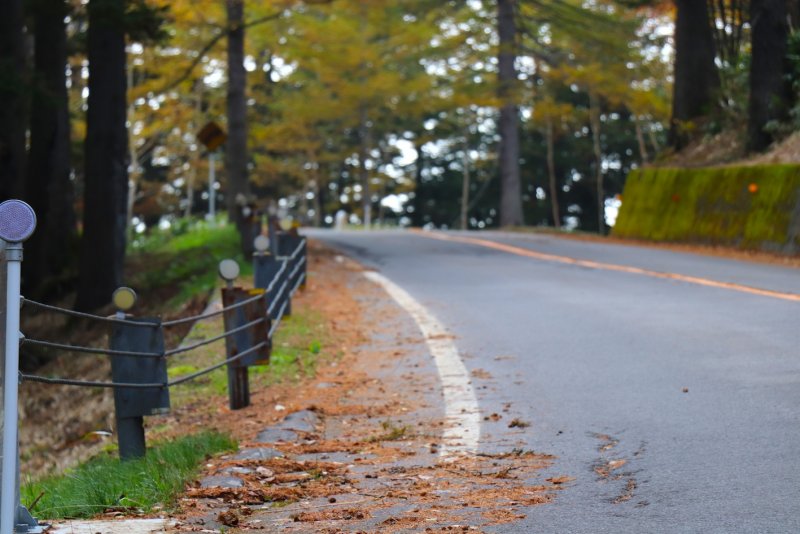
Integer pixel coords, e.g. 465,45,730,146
252,313,326,386
708,53,751,134
127,220,251,308
765,31,800,138
21,431,235,519
613,165,800,252
125,0,170,44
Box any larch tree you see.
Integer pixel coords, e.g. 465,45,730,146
76,0,130,311
0,0,27,201
497,0,524,227
24,0,76,298
670,0,718,148
226,0,255,254
259,0,438,227
532,94,575,229
747,0,790,151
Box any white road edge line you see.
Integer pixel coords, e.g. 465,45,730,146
363,271,481,459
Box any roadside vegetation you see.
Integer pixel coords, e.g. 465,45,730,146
126,219,251,313
19,223,333,519
21,432,235,519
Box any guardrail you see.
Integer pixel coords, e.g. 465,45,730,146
0,199,307,533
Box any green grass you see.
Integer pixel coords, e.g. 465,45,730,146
166,307,329,408
252,310,328,386
22,431,236,519
126,219,253,309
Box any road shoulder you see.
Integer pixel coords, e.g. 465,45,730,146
160,243,566,532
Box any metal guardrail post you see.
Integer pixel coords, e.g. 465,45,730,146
221,287,269,410
109,291,169,461
254,253,287,320
278,256,292,317
276,232,303,317
0,200,43,533
299,237,307,290
268,216,279,256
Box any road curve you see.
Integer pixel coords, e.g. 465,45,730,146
308,228,800,533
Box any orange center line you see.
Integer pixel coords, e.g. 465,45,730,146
412,230,800,303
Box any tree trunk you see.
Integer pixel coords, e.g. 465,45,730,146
411,140,425,227
545,118,560,229
126,67,139,239
225,0,254,255
747,0,789,152
497,0,523,227
460,132,471,231
76,0,129,312
311,179,322,227
0,0,27,201
24,0,76,298
634,116,649,164
358,105,372,228
647,126,661,154
670,0,719,148
185,82,203,218
589,90,604,234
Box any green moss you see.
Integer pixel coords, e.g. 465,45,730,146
613,164,800,252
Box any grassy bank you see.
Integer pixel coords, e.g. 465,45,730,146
613,165,800,253
22,431,235,519
127,220,252,310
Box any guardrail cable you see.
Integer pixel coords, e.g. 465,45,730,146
290,270,306,298
267,280,290,316
289,240,305,260
161,292,265,327
21,298,153,327
268,301,289,338
264,261,288,295
168,341,269,386
20,373,165,389
18,241,304,394
21,338,164,359
163,317,266,356
20,341,270,389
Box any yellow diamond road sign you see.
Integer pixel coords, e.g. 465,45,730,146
197,122,227,151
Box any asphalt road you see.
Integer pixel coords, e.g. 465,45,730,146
308,228,800,533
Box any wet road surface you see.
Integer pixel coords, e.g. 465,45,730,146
308,229,800,533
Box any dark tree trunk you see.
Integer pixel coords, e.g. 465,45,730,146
225,0,254,255
24,0,76,298
747,0,790,152
789,0,800,27
670,0,719,148
76,0,129,311
589,90,605,234
545,118,560,229
358,105,372,228
411,140,425,227
0,0,27,201
497,0,523,227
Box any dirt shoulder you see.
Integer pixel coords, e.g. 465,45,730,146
162,242,567,532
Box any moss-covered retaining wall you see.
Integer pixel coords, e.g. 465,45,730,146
612,165,800,254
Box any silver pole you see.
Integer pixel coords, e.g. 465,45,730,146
1,243,22,534
208,152,216,222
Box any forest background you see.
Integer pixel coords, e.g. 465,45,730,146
0,0,796,312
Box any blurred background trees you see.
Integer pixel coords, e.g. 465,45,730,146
0,0,797,309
